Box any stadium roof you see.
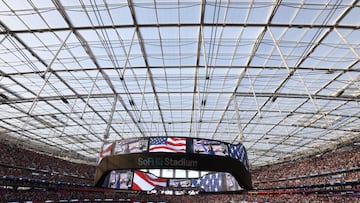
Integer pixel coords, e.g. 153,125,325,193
0,0,359,168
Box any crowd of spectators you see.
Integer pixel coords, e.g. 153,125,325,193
251,145,360,189
0,187,132,202
0,142,95,185
0,142,359,202
1,189,359,203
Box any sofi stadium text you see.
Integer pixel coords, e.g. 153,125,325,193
138,157,198,167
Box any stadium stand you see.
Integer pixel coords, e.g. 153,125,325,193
0,142,358,202
0,142,95,185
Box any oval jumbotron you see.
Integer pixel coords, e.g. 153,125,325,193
94,137,252,192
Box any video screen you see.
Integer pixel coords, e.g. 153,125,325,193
114,138,148,154
228,144,249,169
102,170,243,192
191,172,241,192
192,139,228,156
96,137,251,191
107,170,133,190
225,173,242,191
99,137,249,166
149,137,186,153
132,170,167,191
99,143,113,163
169,179,192,188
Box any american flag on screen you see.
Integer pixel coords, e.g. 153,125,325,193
192,172,224,192
149,137,186,153
228,144,249,169
100,143,113,158
132,170,167,191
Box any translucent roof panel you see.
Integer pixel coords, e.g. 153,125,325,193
0,0,359,168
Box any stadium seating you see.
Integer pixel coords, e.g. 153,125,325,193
0,142,359,202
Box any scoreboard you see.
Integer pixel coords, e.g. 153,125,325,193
94,137,252,192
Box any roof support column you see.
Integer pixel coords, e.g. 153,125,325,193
104,94,118,140
232,96,245,143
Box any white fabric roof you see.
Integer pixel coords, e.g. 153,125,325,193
0,0,359,167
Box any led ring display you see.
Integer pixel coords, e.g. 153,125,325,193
95,137,252,192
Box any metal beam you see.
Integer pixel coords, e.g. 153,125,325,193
1,23,358,35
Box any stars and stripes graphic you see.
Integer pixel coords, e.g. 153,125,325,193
132,170,167,191
229,144,249,169
100,143,113,158
228,144,243,160
192,172,224,192
149,137,186,153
